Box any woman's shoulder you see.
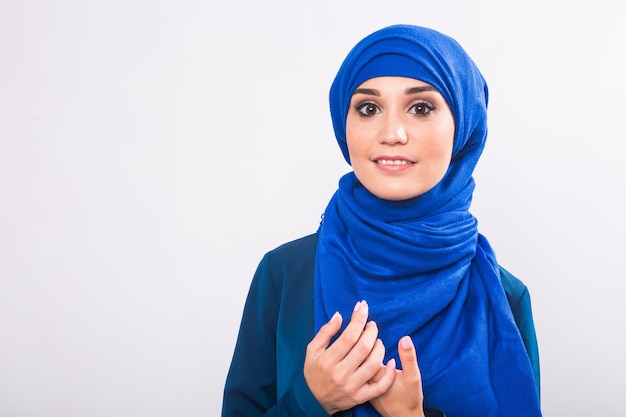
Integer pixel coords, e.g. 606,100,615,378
497,265,541,391
267,233,319,262
259,233,319,286
498,265,530,307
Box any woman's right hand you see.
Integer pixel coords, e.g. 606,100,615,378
303,300,396,415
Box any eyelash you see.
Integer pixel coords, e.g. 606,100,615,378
353,101,436,117
410,102,436,116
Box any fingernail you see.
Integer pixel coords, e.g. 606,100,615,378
353,300,361,311
360,300,368,316
388,358,396,368
330,311,340,323
400,335,412,349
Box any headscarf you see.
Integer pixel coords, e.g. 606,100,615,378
314,25,541,417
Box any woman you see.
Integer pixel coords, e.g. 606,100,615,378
222,24,542,417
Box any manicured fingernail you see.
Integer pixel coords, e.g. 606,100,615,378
360,300,368,316
353,301,361,311
400,335,413,349
330,311,340,322
388,358,396,368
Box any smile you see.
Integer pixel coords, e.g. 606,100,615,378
377,159,411,165
373,158,415,173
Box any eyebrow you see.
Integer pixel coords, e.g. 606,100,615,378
406,86,437,94
352,85,438,96
352,88,380,96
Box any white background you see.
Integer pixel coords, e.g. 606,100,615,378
1,1,625,416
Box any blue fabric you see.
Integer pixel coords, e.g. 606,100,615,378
222,233,541,416
315,25,541,417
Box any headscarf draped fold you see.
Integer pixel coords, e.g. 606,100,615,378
315,25,541,417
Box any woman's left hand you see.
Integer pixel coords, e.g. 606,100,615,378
369,336,425,417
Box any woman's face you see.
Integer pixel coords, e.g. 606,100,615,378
345,76,455,201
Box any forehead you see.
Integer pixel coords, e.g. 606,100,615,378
353,76,436,92
351,76,442,100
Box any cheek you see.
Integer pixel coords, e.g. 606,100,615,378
345,125,368,157
345,136,357,160
433,123,455,159
441,115,456,155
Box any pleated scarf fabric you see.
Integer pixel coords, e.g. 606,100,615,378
314,25,541,417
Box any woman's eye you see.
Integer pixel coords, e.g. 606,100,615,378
410,102,435,116
355,102,380,117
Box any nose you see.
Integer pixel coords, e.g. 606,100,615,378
379,112,408,145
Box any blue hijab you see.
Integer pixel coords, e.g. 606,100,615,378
314,25,541,417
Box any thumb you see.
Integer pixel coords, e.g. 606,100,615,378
309,312,342,352
398,336,421,381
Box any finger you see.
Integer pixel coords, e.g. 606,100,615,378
330,320,379,384
363,339,388,383
307,311,342,354
398,336,421,381
351,335,385,382
369,365,387,384
327,300,370,358
355,358,396,403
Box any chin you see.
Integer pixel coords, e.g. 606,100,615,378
371,187,424,202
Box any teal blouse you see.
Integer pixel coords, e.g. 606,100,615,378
222,234,540,417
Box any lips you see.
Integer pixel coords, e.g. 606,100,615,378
373,156,415,171
376,159,411,165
